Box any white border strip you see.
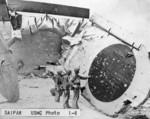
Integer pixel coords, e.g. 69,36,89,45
0,109,80,117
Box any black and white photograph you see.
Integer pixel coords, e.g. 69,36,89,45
0,0,150,119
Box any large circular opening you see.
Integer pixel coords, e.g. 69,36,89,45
88,44,136,102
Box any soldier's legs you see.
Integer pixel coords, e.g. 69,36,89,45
72,88,80,109
55,90,60,102
50,88,56,96
63,89,71,108
55,88,63,102
50,87,63,102
80,86,86,94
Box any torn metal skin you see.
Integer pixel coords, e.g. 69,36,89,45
63,17,150,116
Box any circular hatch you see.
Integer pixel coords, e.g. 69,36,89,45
88,44,136,102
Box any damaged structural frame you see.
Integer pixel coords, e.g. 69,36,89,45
2,0,139,51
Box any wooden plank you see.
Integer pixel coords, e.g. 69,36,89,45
7,0,89,18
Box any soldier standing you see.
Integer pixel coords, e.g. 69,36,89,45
50,71,63,102
61,70,72,108
50,70,72,108
71,68,89,109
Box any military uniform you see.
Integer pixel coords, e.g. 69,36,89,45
50,72,63,102
61,73,71,108
71,69,89,109
50,70,72,109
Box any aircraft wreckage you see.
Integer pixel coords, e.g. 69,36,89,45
0,0,150,117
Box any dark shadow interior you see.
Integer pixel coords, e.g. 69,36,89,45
88,44,136,102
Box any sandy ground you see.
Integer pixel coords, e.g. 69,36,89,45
0,76,114,119
0,76,150,119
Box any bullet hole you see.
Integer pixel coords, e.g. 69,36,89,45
123,99,132,105
116,99,132,114
132,96,137,99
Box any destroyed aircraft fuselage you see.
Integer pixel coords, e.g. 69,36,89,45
1,0,150,117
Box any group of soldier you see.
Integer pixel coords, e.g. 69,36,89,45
49,68,89,109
